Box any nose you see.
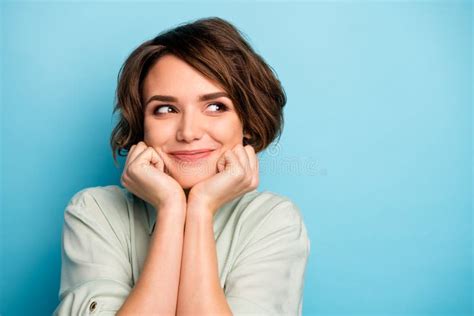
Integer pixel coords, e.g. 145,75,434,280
176,109,204,142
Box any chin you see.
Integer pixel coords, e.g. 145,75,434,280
169,160,217,189
175,174,210,189
171,169,216,190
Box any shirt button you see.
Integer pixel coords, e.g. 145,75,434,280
89,301,97,312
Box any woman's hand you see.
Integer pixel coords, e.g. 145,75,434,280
187,144,259,216
121,141,186,210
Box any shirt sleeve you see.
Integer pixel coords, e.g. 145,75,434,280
53,189,133,316
224,199,311,316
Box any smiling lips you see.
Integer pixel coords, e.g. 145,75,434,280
169,149,215,163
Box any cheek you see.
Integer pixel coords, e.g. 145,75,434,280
211,117,244,143
144,120,174,145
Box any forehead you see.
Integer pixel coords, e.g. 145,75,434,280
142,54,225,99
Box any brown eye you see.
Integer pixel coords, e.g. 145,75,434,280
206,102,228,112
153,105,177,115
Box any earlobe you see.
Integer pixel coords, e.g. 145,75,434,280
243,135,251,146
243,130,251,146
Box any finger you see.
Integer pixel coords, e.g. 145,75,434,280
132,147,164,172
153,147,169,174
127,141,148,166
124,144,137,167
233,144,251,174
244,145,259,188
243,145,257,172
216,151,226,173
217,149,241,174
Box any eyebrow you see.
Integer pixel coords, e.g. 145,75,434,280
144,92,230,107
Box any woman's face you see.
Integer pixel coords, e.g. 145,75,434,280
142,54,246,189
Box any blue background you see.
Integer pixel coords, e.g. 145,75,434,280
1,1,472,315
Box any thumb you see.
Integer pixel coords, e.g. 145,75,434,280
217,153,226,173
141,147,164,173
217,150,238,173
154,147,170,174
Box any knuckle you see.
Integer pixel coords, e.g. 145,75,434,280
233,144,243,151
253,177,259,188
245,176,252,185
127,164,138,177
120,176,127,187
236,167,245,178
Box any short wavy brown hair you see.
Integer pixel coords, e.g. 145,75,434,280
110,17,287,166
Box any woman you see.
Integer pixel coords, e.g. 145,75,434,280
54,17,310,316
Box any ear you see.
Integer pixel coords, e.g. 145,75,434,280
242,131,251,145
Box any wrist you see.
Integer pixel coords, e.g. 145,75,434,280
188,192,217,211
186,201,215,221
154,201,187,219
154,193,186,210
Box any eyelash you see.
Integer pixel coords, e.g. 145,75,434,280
152,102,228,116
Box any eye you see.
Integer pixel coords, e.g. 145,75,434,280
206,102,228,113
153,105,177,116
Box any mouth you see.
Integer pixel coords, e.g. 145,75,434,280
169,149,215,163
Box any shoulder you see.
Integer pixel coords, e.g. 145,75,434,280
238,190,304,226
64,185,131,234
230,190,307,239
68,185,129,208
226,190,311,263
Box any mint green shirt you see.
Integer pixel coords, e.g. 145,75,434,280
54,185,310,315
